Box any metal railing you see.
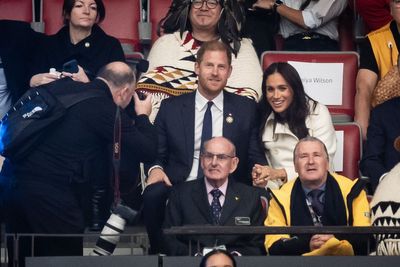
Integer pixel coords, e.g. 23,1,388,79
2,226,400,266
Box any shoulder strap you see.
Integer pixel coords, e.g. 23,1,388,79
58,89,106,108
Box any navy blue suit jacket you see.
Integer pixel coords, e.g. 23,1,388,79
163,178,265,255
360,97,400,190
149,91,267,185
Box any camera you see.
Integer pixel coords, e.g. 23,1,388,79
91,202,138,256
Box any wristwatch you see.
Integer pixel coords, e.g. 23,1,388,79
274,0,283,9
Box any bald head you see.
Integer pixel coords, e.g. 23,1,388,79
97,61,136,108
203,136,236,156
97,61,135,89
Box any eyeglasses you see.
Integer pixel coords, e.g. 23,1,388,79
191,0,219,9
202,152,235,162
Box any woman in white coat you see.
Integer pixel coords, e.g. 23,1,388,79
252,62,336,189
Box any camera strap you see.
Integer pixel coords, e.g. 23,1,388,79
113,106,121,206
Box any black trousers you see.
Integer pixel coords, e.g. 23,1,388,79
283,33,340,51
142,182,171,254
5,180,84,267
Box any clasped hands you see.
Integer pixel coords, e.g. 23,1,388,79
30,65,89,87
252,164,287,187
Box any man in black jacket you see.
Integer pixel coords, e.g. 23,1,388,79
4,62,157,266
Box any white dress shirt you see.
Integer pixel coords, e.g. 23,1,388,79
187,90,224,181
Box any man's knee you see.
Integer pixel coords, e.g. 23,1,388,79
143,182,170,204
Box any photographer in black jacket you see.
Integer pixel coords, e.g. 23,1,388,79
4,62,157,266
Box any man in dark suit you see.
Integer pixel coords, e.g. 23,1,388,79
143,40,267,254
360,97,400,192
163,137,265,256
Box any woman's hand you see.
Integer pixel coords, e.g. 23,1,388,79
252,164,287,187
61,65,89,83
30,72,60,87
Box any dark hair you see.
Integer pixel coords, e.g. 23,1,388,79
258,62,317,140
97,62,135,88
199,249,237,267
158,0,245,56
196,40,232,65
63,0,106,25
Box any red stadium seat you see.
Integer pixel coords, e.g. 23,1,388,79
101,0,141,52
149,0,172,43
261,51,358,122
333,122,362,180
0,0,33,22
42,0,64,35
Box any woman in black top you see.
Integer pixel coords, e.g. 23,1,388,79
29,0,125,87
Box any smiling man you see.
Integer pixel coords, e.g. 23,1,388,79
265,136,370,255
142,40,267,254
163,137,265,256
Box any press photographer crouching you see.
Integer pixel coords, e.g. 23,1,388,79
2,62,157,266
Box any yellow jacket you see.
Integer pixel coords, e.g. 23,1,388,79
265,172,370,254
368,21,399,79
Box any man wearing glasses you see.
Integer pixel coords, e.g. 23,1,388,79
136,0,263,122
143,40,267,254
163,136,266,256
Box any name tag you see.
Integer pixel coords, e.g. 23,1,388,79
235,216,250,225
203,245,227,255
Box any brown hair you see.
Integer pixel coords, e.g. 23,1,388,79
196,40,232,65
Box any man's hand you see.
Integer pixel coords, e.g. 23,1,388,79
133,91,152,116
147,168,172,187
252,164,287,187
309,234,334,251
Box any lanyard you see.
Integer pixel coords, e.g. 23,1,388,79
113,106,121,206
306,198,323,227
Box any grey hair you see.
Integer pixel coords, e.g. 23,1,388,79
293,136,329,163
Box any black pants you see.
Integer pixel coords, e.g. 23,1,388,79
284,33,340,51
5,180,84,267
242,8,278,57
142,182,171,254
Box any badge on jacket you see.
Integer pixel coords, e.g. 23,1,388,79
235,217,250,225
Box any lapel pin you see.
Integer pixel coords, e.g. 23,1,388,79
226,113,234,124
235,196,239,201
85,42,90,48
